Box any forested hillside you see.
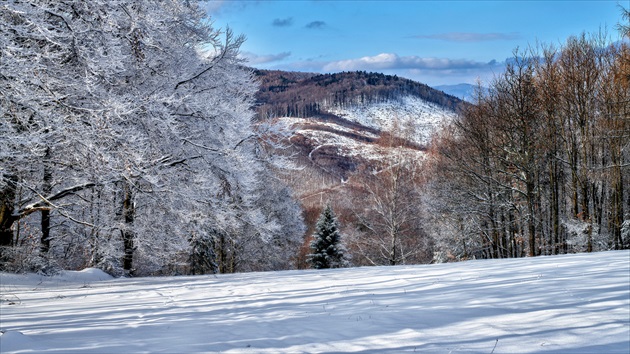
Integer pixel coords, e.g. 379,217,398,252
252,36,630,268
252,70,463,268
427,35,630,260
255,70,462,119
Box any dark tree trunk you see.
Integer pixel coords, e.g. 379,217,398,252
40,148,52,253
218,233,227,274
526,171,537,257
121,182,135,274
0,174,18,247
611,156,624,249
550,159,560,255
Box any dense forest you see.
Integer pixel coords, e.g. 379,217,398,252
255,70,463,119
427,33,630,260
0,1,304,276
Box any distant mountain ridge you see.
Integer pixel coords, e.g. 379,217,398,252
254,70,463,120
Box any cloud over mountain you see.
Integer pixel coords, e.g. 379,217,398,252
322,53,501,72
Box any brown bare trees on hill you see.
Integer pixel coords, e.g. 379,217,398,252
428,34,630,260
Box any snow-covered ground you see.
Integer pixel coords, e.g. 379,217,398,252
277,117,424,164
275,95,454,164
328,95,457,145
1,251,629,353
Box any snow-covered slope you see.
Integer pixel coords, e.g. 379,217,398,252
278,94,456,173
1,251,629,353
327,95,457,146
279,116,386,163
258,71,464,204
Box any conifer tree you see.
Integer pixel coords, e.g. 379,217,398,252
309,205,348,269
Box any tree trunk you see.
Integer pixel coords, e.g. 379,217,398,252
40,148,53,254
550,159,560,254
40,209,51,253
527,175,537,257
611,155,624,249
218,233,227,273
621,170,627,250
389,228,397,265
0,174,18,247
121,182,135,274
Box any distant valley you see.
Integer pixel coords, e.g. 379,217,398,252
253,70,466,260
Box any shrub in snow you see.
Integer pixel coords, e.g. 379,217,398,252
309,204,349,269
189,230,218,275
0,244,60,275
95,255,124,278
29,255,61,276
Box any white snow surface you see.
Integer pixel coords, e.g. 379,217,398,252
285,119,421,163
327,95,457,145
276,95,454,164
1,251,629,353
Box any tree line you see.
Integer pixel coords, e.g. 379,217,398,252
2,2,627,277
427,32,630,260
1,0,304,276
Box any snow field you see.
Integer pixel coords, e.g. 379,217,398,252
1,251,629,353
327,95,457,145
277,95,456,163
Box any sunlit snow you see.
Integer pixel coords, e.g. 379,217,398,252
328,95,457,145
1,251,629,353
275,95,454,164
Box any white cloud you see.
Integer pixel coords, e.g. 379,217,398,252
201,0,261,16
251,53,504,85
201,0,226,14
240,51,291,65
322,53,500,72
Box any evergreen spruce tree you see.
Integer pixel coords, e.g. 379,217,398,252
189,230,218,275
309,204,348,269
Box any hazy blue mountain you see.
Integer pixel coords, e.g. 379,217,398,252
433,83,484,103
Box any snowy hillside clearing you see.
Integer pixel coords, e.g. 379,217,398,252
283,117,423,163
327,95,457,145
274,95,454,165
1,251,629,353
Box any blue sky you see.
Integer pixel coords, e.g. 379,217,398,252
206,0,626,86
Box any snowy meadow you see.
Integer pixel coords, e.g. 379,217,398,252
1,251,629,353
